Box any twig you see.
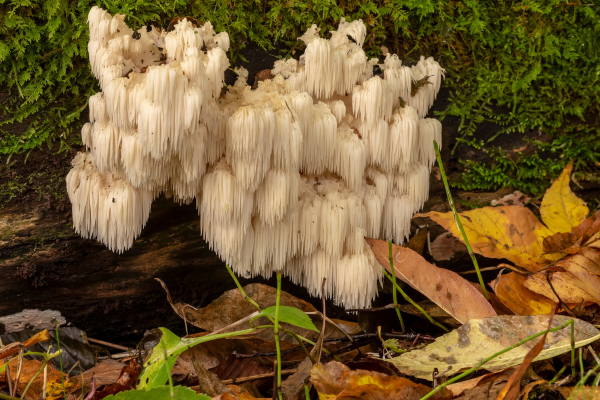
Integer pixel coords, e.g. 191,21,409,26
87,338,129,351
545,273,575,317
459,265,526,275
420,319,577,400
388,240,406,332
433,140,490,300
317,278,326,364
382,269,449,332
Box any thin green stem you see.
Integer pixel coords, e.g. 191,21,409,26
227,265,337,363
284,330,316,364
576,362,600,387
20,350,60,400
388,240,405,332
0,393,20,400
549,364,567,384
274,272,283,400
226,265,262,310
281,330,341,361
20,360,47,399
55,320,66,400
304,385,310,400
579,348,584,379
382,269,449,332
420,319,575,400
571,321,576,378
433,140,489,300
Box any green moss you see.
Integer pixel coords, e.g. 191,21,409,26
1,0,599,194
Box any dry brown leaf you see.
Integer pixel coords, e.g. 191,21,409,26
495,308,555,400
524,268,600,304
490,271,556,315
0,357,75,400
459,370,512,400
281,357,312,400
66,359,126,397
540,162,589,234
429,232,467,261
446,369,513,397
157,281,361,343
491,191,530,207
176,336,301,373
365,238,496,324
406,227,428,255
311,361,453,400
418,206,563,271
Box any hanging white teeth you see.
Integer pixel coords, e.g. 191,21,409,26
70,7,444,309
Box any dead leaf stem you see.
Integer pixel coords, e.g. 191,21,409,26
434,140,490,300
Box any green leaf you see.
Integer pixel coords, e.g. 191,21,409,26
251,306,320,332
103,386,211,400
137,327,256,390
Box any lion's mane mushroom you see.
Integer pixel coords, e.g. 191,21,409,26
67,8,444,309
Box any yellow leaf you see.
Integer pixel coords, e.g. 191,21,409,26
540,163,588,234
419,206,563,272
390,315,600,380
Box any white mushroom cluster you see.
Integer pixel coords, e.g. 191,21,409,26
67,8,444,309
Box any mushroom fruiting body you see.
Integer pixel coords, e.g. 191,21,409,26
67,8,444,309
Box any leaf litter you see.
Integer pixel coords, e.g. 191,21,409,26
3,163,600,400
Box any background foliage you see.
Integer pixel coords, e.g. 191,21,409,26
1,0,599,195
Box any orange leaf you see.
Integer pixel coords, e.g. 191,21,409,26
365,238,496,324
540,163,589,234
489,271,555,315
311,361,453,400
419,206,563,271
